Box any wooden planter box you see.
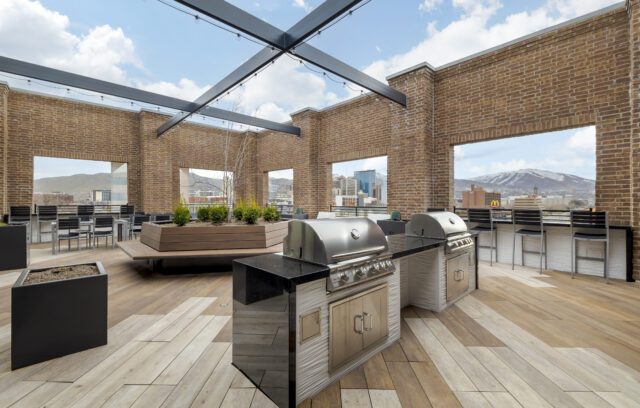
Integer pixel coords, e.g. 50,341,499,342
11,262,107,370
140,221,289,251
0,225,27,271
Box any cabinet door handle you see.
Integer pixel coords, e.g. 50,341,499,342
455,269,465,281
363,312,373,331
354,314,364,334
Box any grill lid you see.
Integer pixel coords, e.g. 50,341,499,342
283,218,388,265
405,212,468,239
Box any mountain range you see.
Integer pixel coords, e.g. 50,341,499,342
454,168,594,197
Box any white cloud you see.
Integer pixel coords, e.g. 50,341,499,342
364,0,619,80
0,0,141,84
419,0,444,12
361,156,388,175
292,0,312,13
566,126,596,152
138,78,210,101
224,57,339,121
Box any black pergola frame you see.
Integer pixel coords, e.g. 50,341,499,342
0,56,300,136
157,0,407,137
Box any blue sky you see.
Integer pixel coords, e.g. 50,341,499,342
3,0,614,179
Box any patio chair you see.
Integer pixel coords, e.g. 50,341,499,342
57,217,84,252
131,215,150,238
36,205,58,243
570,210,609,283
468,208,497,266
92,216,115,248
119,204,135,221
153,214,172,223
512,209,547,274
8,206,31,243
77,205,95,246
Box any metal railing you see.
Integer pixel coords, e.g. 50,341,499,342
330,206,388,217
33,204,127,216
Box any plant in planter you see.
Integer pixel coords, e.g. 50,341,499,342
197,206,211,222
242,200,262,225
0,223,27,271
210,204,229,224
390,210,402,221
12,261,107,369
233,198,245,221
293,207,308,220
262,205,281,222
173,199,191,226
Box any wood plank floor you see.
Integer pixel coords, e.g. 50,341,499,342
0,245,639,407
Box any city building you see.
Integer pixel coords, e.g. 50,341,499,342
461,185,501,208
354,170,376,198
91,190,111,203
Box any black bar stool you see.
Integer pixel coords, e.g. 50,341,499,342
468,208,497,265
512,209,547,274
9,206,32,242
570,210,609,283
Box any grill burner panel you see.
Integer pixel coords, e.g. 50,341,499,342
283,218,394,292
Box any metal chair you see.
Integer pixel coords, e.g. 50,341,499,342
131,215,150,238
427,208,447,212
57,217,83,251
77,205,95,246
468,208,497,265
36,205,58,243
92,216,115,248
9,206,31,243
570,210,609,283
119,204,135,221
512,209,547,274
153,214,172,223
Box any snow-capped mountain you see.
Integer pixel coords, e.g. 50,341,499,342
455,169,594,196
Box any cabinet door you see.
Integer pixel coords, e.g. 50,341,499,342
330,296,364,368
362,286,389,348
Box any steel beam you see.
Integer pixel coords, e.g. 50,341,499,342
0,56,300,135
157,0,363,137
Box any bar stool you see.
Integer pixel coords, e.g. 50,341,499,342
512,209,547,274
77,205,95,247
36,205,58,243
570,210,609,283
119,204,135,222
468,208,497,265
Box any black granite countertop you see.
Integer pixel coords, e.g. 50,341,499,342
233,234,448,285
234,254,330,286
386,234,446,259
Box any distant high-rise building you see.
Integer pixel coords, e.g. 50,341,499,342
340,177,358,196
461,184,501,208
92,189,111,202
355,170,376,197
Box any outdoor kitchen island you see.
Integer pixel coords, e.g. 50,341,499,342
232,216,477,407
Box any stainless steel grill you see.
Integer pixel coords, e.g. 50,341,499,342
405,212,474,254
283,218,395,292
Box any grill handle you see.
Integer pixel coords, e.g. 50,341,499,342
332,246,387,262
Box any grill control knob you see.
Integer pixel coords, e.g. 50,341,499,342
339,272,349,282
355,268,365,279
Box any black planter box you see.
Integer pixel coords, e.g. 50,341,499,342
0,225,27,271
377,219,406,236
11,261,107,370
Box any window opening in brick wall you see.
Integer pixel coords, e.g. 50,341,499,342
268,169,293,208
331,156,387,215
179,168,233,212
33,157,128,206
454,126,595,210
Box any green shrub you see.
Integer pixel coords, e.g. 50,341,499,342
390,210,401,221
233,198,245,221
210,204,229,224
262,205,280,222
197,206,211,222
242,202,262,224
173,200,191,226
295,207,303,215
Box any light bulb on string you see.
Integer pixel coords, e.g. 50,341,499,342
194,14,199,23
236,33,241,41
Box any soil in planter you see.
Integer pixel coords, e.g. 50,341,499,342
23,264,99,285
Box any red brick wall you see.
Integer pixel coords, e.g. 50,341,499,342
0,84,7,214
